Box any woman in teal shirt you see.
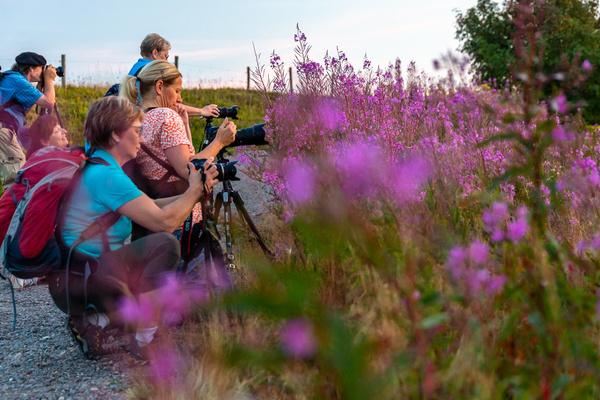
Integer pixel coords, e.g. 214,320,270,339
49,96,218,360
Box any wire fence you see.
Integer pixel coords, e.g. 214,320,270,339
0,55,295,90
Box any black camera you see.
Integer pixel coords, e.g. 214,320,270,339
216,106,238,119
45,65,64,78
205,123,268,149
190,158,239,182
202,105,269,150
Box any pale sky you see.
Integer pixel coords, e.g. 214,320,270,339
0,0,477,88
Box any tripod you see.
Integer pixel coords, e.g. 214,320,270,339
208,151,275,268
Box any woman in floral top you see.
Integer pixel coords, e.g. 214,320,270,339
120,60,236,226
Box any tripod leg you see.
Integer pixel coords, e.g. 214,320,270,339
213,191,224,223
221,190,236,268
230,191,275,260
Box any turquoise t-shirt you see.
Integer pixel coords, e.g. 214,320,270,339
61,149,142,257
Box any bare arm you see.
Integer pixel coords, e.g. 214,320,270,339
184,104,220,118
163,117,236,178
164,145,195,179
174,104,193,143
153,195,181,208
34,66,57,109
118,160,218,232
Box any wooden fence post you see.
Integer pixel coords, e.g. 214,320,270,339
247,66,250,90
289,67,293,93
174,56,179,69
61,54,66,87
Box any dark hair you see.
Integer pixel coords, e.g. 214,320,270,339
85,97,144,150
11,63,32,76
27,115,60,158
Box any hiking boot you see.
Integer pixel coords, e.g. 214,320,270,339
9,275,39,289
67,316,107,360
128,331,165,362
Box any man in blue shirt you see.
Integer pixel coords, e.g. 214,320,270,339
128,33,219,118
128,33,171,77
0,52,58,187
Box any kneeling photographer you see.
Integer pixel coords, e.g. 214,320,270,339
48,96,219,360
119,60,236,238
0,52,58,188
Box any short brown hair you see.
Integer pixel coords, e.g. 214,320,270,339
28,114,60,158
84,97,144,149
140,33,171,58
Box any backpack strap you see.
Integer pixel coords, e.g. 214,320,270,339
54,156,123,319
139,143,184,183
0,99,18,113
134,64,145,77
54,156,120,252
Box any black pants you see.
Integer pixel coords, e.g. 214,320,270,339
48,232,180,316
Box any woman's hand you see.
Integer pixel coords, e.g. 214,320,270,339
215,117,237,147
188,157,219,196
201,104,220,118
174,103,189,125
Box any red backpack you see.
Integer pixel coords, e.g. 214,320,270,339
0,146,118,279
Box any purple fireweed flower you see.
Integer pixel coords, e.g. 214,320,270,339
150,348,180,382
117,296,154,325
482,202,509,233
491,229,505,243
336,143,384,197
576,240,587,255
591,235,600,252
285,163,316,204
469,241,489,265
583,60,593,71
281,210,295,224
390,158,429,204
158,274,193,324
486,275,507,295
280,318,317,359
506,218,529,242
551,94,568,114
447,246,468,279
552,125,568,141
315,99,343,131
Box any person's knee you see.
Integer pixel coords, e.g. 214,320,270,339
151,232,181,265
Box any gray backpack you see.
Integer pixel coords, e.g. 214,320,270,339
0,126,25,189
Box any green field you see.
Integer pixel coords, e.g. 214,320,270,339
38,86,268,150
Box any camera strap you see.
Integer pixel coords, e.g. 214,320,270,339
139,143,182,182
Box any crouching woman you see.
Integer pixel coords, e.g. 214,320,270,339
47,96,218,360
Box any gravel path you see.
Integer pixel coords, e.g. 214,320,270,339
0,282,135,400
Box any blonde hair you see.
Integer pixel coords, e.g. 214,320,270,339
140,33,171,58
85,97,144,150
119,60,182,105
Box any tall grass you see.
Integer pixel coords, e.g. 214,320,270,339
27,86,267,148
123,12,600,399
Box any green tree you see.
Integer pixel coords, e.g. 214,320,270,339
456,0,600,123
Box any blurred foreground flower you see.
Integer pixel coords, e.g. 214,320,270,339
280,318,317,359
447,241,506,297
118,295,154,325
